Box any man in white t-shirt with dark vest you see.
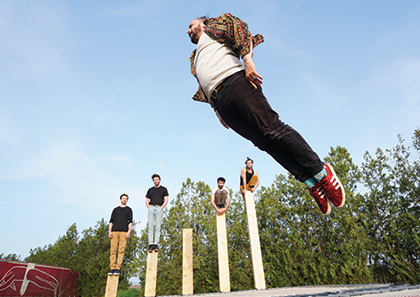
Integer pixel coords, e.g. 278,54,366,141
187,13,345,216
145,174,169,252
211,177,231,215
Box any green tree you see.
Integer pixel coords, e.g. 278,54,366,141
136,179,218,295
117,288,141,297
226,192,254,291
257,146,371,287
26,223,79,268
360,130,420,283
136,178,255,295
0,253,22,261
26,220,141,297
132,129,420,294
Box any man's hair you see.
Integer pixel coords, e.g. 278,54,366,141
151,174,161,180
120,193,129,200
217,177,226,183
197,15,209,24
245,157,254,164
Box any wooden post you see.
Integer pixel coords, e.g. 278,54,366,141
104,275,119,297
144,252,158,297
244,191,266,290
182,228,193,295
216,212,230,292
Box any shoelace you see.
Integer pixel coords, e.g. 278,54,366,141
320,177,336,199
310,185,326,200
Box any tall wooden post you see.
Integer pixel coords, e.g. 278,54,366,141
144,252,158,297
104,275,119,297
244,191,266,290
216,212,230,292
182,228,193,295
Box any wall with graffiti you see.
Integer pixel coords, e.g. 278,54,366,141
0,259,79,297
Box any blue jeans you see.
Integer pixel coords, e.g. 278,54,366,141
215,71,324,182
148,206,163,244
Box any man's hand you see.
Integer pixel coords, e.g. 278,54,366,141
216,207,226,215
125,231,131,239
108,231,113,239
215,110,229,129
243,54,263,89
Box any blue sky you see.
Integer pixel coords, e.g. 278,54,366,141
1,0,419,259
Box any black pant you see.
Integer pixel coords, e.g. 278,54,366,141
215,71,323,182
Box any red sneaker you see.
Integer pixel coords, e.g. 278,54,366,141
308,183,331,215
320,164,346,208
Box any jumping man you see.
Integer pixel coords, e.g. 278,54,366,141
187,13,345,215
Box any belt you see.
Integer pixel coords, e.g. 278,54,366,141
210,71,245,103
210,83,223,102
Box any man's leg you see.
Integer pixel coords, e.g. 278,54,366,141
216,72,323,182
115,232,127,270
155,207,163,245
110,233,118,270
217,72,344,214
247,175,259,191
148,207,155,244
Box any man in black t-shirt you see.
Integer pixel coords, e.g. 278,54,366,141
146,174,169,252
108,193,133,276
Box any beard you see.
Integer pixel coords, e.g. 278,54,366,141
190,32,199,44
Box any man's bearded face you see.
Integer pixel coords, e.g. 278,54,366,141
188,19,204,44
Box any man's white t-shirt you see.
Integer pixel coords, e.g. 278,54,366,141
212,185,229,195
194,33,244,100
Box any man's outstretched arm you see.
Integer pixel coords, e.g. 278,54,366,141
242,42,263,89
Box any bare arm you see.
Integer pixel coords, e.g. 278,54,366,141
108,223,113,239
125,222,133,239
241,168,247,195
161,196,169,209
210,192,218,212
225,191,231,209
242,40,263,89
145,198,150,208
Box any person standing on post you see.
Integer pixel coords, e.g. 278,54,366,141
211,177,231,215
240,157,259,199
146,174,169,252
108,193,133,276
187,13,345,215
